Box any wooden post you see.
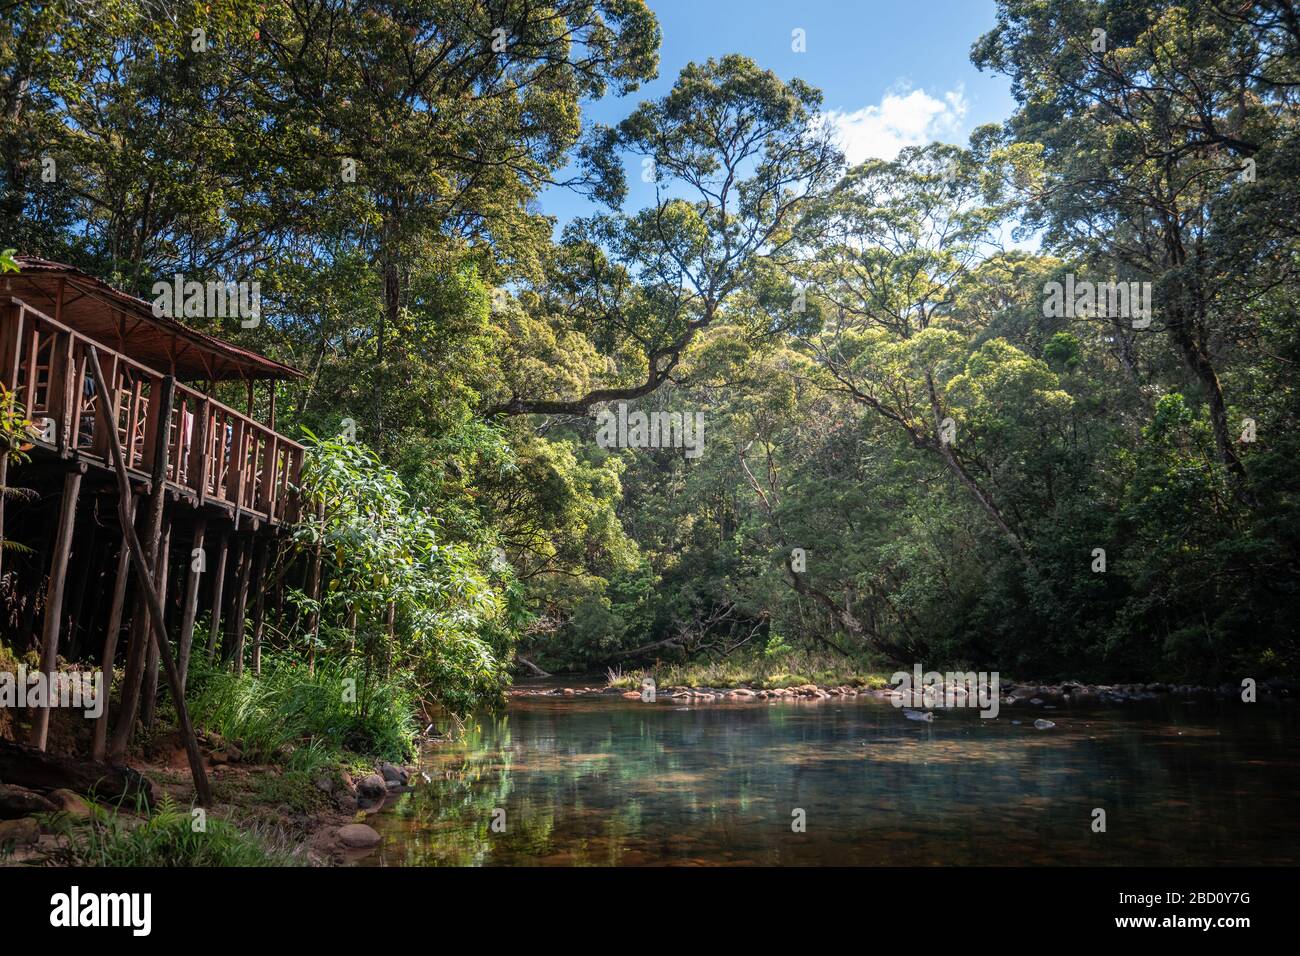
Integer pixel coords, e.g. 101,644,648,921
178,515,207,692
249,539,270,676
190,397,209,503
107,374,174,763
0,303,26,580
29,467,83,751
205,528,229,660
228,535,252,673
88,347,210,804
92,491,138,762
141,514,172,730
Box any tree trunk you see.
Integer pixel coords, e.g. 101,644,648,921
0,738,155,807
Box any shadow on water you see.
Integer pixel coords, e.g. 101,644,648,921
356,694,1300,866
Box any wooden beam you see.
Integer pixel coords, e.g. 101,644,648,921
205,528,229,661
227,535,252,676
107,374,174,763
140,513,172,730
249,539,270,676
29,467,83,751
88,346,210,805
177,515,207,692
91,491,138,763
0,303,26,571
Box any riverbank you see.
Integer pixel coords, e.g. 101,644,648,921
513,674,1296,704
0,727,424,867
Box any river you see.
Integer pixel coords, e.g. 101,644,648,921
354,689,1300,866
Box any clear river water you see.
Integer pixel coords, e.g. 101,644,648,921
354,689,1300,866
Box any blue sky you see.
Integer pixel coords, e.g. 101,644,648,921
538,0,1016,226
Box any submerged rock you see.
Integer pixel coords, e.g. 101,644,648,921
338,823,382,848
1033,719,1056,730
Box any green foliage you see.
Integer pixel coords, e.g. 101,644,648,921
3,0,1297,701
289,431,510,714
185,657,417,763
48,795,295,867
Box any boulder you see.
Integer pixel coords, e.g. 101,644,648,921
356,774,387,799
335,794,358,814
47,789,92,818
0,816,40,846
337,823,382,849
0,783,56,818
378,762,407,785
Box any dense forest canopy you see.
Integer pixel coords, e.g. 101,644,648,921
4,0,1298,702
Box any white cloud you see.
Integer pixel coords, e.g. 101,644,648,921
825,86,968,164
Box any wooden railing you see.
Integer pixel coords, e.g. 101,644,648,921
0,296,303,525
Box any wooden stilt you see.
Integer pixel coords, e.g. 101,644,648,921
177,515,207,692
92,491,137,763
249,539,270,676
107,374,175,763
89,347,210,804
141,514,172,730
30,467,83,751
205,528,229,661
228,534,253,674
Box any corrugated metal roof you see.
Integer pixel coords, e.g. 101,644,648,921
5,256,305,381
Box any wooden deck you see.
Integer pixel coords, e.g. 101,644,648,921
1,295,303,526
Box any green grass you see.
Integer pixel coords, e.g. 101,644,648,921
46,795,298,867
185,655,417,764
244,769,335,816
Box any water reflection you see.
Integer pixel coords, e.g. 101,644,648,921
358,695,1300,866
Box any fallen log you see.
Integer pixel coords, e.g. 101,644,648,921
515,654,551,678
0,738,155,808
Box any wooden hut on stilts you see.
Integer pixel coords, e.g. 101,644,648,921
0,257,306,802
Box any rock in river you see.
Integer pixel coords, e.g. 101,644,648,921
338,823,382,849
356,774,388,799
1033,719,1056,730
